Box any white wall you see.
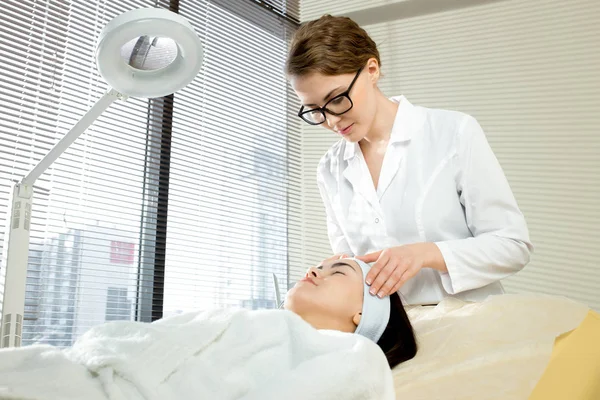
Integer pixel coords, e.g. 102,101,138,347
300,0,409,21
296,0,600,311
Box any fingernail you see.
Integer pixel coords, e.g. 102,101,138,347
366,280,372,285
369,289,376,295
377,291,384,298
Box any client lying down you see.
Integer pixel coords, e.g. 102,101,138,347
0,259,417,400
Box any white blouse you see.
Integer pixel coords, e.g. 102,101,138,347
317,96,533,305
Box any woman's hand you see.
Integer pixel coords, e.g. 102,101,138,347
356,243,446,298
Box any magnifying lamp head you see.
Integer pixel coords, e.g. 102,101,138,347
96,8,203,98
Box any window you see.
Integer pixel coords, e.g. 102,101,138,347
0,0,159,346
0,0,300,347
110,241,136,265
163,0,300,316
105,287,132,322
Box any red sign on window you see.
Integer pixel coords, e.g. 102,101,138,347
110,241,135,264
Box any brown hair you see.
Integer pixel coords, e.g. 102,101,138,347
286,14,381,77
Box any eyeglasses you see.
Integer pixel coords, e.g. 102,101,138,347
297,67,363,125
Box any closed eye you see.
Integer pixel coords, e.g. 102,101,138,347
333,271,345,275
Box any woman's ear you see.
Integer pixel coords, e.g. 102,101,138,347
352,312,362,327
366,57,380,84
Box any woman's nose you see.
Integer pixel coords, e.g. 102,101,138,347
306,266,321,279
325,112,341,128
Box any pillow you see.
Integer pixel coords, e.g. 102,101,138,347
529,309,600,400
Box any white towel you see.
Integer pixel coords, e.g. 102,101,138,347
0,344,107,400
0,309,394,400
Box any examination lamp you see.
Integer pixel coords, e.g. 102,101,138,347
0,7,203,348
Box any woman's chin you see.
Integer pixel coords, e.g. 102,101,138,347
341,128,364,143
281,290,311,314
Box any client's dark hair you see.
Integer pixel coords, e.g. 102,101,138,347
376,292,417,368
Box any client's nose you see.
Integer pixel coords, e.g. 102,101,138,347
306,266,321,279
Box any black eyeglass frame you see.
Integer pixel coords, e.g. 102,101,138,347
297,67,363,125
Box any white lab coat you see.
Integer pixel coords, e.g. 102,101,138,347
317,96,533,305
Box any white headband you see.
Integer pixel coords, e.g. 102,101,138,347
353,259,391,343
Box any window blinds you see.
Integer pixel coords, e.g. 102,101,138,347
0,0,300,347
163,0,301,316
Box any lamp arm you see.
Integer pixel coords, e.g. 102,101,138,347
21,88,124,186
1,87,124,348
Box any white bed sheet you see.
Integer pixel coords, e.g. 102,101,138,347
392,293,590,399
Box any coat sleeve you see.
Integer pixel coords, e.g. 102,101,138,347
317,161,354,257
435,115,534,294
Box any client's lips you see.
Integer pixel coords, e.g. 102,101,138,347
300,277,316,286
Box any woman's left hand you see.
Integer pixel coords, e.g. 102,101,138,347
355,243,446,298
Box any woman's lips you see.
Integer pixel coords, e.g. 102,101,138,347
338,123,354,136
300,277,316,286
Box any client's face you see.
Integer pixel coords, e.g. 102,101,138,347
284,258,364,333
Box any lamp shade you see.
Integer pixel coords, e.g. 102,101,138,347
96,8,203,98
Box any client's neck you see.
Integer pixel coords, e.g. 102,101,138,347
299,312,357,333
